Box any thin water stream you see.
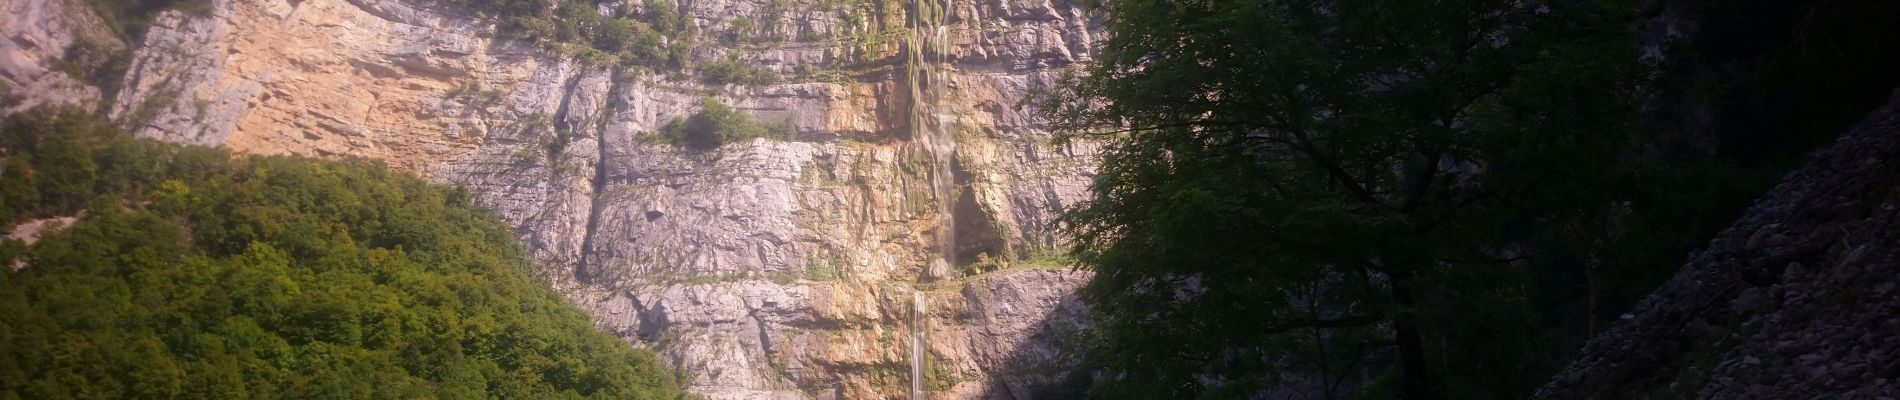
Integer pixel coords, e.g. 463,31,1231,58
911,290,927,399
905,0,951,398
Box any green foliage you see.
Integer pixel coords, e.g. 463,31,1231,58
0,108,127,222
50,38,134,102
545,128,574,159
824,0,905,60
83,0,213,41
1034,0,1746,398
64,0,210,100
0,82,19,110
446,83,506,109
793,64,852,84
802,254,840,281
659,98,794,150
700,54,781,86
449,0,697,71
0,107,686,399
960,252,1001,275
1012,250,1075,270
727,17,758,44
125,86,180,126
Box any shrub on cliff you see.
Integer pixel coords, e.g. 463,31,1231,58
60,0,211,101
84,0,212,40
0,107,686,399
659,97,794,150
452,0,696,71
699,55,781,86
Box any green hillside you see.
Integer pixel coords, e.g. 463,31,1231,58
0,107,685,399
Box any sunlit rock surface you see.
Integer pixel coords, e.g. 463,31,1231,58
12,0,1104,397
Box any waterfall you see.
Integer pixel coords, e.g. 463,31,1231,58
907,0,955,269
910,290,928,400
906,1,950,398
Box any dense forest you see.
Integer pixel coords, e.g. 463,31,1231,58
1039,0,1900,398
0,108,684,399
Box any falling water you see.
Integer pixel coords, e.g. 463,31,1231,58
910,290,928,400
907,0,956,269
904,0,951,398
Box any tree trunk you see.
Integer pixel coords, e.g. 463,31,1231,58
1391,269,1440,400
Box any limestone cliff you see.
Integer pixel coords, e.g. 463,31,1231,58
0,0,121,115
4,0,1103,398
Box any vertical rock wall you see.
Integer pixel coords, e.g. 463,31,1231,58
47,0,1104,397
0,0,122,115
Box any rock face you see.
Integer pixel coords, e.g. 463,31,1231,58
0,0,120,115
1535,91,1900,399
13,0,1102,398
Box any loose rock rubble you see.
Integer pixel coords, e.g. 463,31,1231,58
1536,91,1900,399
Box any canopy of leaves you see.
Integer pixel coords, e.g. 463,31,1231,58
0,108,686,399
660,97,794,150
1033,0,1784,398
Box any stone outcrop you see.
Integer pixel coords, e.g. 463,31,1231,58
0,0,120,115
1535,91,1900,399
8,0,1103,397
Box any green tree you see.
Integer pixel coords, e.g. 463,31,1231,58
0,107,687,399
1039,0,1651,398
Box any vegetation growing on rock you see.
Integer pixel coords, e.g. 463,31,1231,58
0,108,686,399
659,97,795,150
449,0,698,70
55,0,212,103
700,54,781,86
84,0,213,40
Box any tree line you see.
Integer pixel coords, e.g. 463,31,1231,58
0,107,687,399
1037,0,1900,398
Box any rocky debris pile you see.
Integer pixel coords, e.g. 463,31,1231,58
1536,90,1900,399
